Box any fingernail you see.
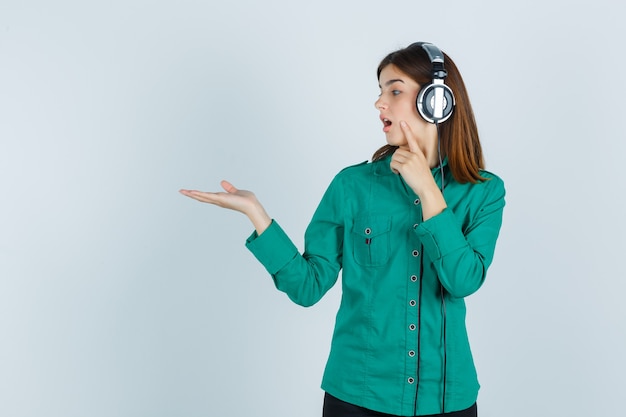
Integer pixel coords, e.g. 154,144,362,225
400,121,407,127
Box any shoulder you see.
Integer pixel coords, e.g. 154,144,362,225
335,157,393,178
479,169,503,182
478,170,505,194
322,159,388,197
332,160,372,182
448,169,505,207
315,161,372,206
472,169,506,209
337,160,370,174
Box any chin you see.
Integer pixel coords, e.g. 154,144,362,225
385,136,406,147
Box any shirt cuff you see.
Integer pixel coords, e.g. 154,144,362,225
413,208,467,260
245,220,299,275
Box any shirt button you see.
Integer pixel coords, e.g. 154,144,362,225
412,250,419,257
409,300,416,307
408,377,415,384
409,324,416,331
408,350,416,357
414,199,420,205
413,223,419,229
410,275,418,282
364,227,371,235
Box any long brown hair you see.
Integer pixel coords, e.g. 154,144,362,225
373,43,486,183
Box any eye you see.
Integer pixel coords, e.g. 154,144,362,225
392,90,401,96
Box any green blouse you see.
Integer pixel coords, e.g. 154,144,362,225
246,156,505,416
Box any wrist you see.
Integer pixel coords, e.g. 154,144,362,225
247,203,272,235
418,186,446,221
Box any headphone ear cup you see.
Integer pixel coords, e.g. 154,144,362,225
416,83,455,124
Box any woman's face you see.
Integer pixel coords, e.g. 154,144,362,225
375,64,437,155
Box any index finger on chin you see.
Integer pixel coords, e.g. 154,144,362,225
399,121,419,153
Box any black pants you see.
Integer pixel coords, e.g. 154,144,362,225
322,393,477,417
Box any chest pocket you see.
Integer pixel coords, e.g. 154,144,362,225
351,216,392,267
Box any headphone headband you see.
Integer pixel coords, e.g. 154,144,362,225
409,42,455,123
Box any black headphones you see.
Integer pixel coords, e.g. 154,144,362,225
410,42,455,124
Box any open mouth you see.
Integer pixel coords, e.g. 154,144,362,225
382,117,392,132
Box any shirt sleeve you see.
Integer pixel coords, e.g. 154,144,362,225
245,175,345,307
413,176,506,298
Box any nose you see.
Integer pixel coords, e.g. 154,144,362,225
375,96,387,110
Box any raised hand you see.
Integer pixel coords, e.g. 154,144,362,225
179,180,272,234
389,121,447,221
390,121,436,194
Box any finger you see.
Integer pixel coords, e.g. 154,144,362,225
391,148,411,168
399,121,419,153
179,189,218,203
392,148,410,160
220,180,238,194
389,155,402,175
179,189,199,197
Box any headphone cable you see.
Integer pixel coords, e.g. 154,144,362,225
436,122,445,194
435,121,447,413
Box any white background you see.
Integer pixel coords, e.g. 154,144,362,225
1,1,624,416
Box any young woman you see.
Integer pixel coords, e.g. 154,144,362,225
180,42,505,417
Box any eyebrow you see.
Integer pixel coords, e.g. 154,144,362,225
379,79,405,88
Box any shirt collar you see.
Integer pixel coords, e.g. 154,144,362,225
373,154,449,176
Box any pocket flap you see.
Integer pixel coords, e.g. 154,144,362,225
352,216,391,239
